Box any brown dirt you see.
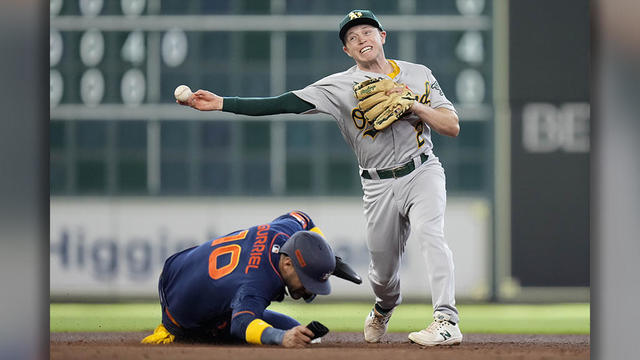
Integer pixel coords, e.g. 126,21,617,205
51,332,589,360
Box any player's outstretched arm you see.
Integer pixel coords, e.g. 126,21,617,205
282,325,314,348
177,89,314,116
177,89,223,111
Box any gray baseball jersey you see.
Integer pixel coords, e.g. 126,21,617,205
293,59,459,323
292,59,456,169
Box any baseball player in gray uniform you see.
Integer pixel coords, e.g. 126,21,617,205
178,9,462,346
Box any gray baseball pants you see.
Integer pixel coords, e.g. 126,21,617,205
360,152,459,324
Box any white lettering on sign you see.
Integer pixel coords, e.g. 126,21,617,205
522,103,590,153
50,199,489,298
50,226,200,281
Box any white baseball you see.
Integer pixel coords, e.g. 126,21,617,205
174,85,193,102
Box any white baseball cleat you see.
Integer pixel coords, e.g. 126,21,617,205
364,306,393,343
408,311,463,346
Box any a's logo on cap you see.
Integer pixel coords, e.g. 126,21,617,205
348,11,363,20
295,249,307,267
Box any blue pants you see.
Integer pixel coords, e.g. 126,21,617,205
161,307,299,343
158,273,299,342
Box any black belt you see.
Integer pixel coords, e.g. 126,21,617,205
361,153,429,179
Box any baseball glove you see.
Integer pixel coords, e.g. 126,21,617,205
354,78,417,130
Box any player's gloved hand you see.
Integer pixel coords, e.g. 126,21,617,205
372,87,416,130
353,78,417,130
282,325,314,348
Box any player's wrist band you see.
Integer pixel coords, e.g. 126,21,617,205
245,319,273,344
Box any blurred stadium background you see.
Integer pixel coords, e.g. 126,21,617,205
49,0,589,307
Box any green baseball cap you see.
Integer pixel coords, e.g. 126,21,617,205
339,10,384,44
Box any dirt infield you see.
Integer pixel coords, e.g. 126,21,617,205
51,332,589,360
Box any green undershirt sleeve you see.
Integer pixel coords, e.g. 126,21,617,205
222,92,315,116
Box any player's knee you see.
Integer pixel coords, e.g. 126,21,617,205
368,267,398,286
413,219,444,240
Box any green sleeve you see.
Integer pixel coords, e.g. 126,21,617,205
222,92,315,115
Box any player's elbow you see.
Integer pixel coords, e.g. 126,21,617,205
230,320,245,340
450,111,461,137
434,109,459,137
449,123,460,137
440,122,459,137
230,314,252,341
